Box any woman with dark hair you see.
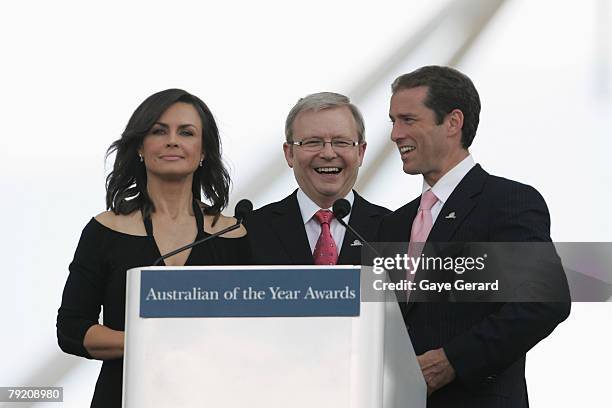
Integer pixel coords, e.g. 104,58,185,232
57,89,249,407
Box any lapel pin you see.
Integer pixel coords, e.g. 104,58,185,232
350,239,363,247
445,211,456,219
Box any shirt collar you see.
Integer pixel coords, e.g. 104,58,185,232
422,155,476,204
296,189,355,225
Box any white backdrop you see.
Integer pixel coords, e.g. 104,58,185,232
0,0,611,407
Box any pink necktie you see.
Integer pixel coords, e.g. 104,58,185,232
410,190,438,243
407,190,438,277
313,210,338,265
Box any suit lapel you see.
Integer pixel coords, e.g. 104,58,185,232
269,191,314,264
380,197,419,242
389,200,420,314
400,201,420,241
337,192,371,264
427,164,487,242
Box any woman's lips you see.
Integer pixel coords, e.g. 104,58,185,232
160,155,183,161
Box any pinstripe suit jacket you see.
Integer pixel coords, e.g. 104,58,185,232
378,164,570,408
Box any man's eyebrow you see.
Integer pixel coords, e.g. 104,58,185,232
389,113,417,120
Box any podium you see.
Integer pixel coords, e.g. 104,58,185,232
123,266,426,407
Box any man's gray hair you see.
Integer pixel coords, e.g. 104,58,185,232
285,92,365,143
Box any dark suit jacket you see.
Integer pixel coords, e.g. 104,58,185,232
246,190,390,265
378,164,570,408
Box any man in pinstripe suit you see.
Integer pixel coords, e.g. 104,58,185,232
380,65,570,407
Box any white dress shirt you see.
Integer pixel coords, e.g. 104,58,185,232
296,189,354,254
422,155,477,223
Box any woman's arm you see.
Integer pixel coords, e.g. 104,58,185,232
57,219,118,360
83,325,124,360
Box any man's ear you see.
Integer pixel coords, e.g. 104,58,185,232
446,109,464,137
283,142,294,168
357,142,367,166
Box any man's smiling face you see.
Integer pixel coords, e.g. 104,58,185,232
389,86,453,185
283,106,366,208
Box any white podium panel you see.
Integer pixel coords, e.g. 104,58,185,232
123,266,426,407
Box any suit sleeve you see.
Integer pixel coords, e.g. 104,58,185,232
56,220,108,359
443,183,571,388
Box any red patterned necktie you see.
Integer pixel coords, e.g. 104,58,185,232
313,210,338,265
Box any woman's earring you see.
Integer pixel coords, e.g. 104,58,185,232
199,158,204,167
139,154,144,162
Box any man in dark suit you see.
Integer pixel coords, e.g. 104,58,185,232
247,92,389,265
380,66,570,407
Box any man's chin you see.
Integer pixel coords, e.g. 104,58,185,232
309,187,346,206
316,190,343,200
402,164,421,175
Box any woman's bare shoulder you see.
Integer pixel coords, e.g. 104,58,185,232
203,214,247,238
94,210,147,236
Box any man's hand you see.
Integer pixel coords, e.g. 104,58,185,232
417,348,456,396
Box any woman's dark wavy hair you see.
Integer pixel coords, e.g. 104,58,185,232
105,89,230,217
